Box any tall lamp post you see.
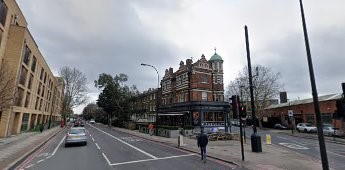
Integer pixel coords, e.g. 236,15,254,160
299,0,328,169
48,83,63,129
141,63,159,136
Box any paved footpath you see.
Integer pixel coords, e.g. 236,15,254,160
111,126,324,170
0,126,65,170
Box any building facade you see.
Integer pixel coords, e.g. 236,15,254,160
0,0,64,137
131,88,159,124
158,52,230,129
263,94,343,129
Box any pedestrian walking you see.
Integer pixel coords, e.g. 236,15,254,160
197,128,208,163
40,123,44,133
148,123,154,136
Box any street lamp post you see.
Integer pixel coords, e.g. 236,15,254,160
299,0,329,169
141,63,159,136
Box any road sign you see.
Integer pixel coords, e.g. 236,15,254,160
288,110,293,117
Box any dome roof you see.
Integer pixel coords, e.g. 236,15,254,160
209,52,223,61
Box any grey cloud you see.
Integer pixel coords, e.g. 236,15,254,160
257,25,345,98
18,0,182,92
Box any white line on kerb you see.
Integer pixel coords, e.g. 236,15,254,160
95,143,101,150
51,136,66,156
90,124,157,159
102,153,111,166
110,154,196,166
25,164,34,168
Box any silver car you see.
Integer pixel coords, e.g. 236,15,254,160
323,127,345,137
65,127,87,147
296,123,317,133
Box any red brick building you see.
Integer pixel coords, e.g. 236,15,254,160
263,94,344,129
158,52,230,129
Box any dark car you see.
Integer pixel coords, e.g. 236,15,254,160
274,123,287,129
74,120,84,127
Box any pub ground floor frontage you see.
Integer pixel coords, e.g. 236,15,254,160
157,101,230,132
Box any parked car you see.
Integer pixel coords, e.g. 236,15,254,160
323,127,345,137
274,123,287,130
89,119,95,124
296,123,317,133
65,127,87,147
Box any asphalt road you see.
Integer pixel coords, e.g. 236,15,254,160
16,124,238,170
231,125,345,170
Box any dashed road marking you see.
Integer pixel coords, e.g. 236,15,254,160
276,136,288,140
92,137,95,142
102,153,111,166
51,136,66,156
327,151,345,158
95,143,101,150
110,154,196,166
279,143,309,150
37,159,45,163
90,124,157,159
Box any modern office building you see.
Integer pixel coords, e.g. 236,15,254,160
0,0,64,137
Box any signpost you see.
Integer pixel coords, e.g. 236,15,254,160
288,110,294,134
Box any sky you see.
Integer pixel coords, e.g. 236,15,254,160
16,0,345,114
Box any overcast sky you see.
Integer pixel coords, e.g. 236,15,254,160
17,0,345,114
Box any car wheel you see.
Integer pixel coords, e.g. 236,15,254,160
297,129,300,132
304,129,307,133
84,142,87,146
65,143,68,147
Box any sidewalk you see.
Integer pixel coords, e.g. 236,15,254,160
112,127,323,170
0,125,64,169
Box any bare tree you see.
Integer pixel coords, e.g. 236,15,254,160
226,65,283,127
59,66,88,120
0,64,16,111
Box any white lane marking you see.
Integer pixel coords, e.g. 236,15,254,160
37,159,45,163
92,137,95,142
102,153,111,166
276,136,288,140
279,143,309,150
110,154,196,166
90,124,157,159
51,136,66,156
25,164,34,168
95,143,101,150
327,151,345,158
295,141,306,146
46,156,52,159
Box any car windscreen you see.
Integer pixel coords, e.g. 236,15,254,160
69,129,85,134
305,124,313,127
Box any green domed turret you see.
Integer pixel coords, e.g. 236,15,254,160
209,52,223,61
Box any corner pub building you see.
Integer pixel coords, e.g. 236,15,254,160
157,51,230,131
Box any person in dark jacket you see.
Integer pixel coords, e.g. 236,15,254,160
197,128,208,162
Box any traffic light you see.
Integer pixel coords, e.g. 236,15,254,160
239,104,246,118
230,95,238,118
335,100,345,118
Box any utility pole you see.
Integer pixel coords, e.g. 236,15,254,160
244,25,262,153
298,0,328,169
